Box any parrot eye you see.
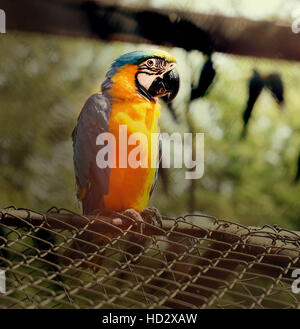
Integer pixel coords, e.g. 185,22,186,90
146,59,154,67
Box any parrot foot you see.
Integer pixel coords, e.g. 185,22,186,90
141,207,163,228
122,208,145,236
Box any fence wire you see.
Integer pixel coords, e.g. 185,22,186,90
0,206,299,309
1,1,300,310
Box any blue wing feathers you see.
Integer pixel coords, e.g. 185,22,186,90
150,134,162,197
73,94,111,197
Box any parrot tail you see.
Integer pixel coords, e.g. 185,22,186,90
79,181,105,216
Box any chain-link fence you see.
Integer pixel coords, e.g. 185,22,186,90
0,207,299,309
1,0,300,310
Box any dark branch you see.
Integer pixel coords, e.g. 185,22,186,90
2,0,300,61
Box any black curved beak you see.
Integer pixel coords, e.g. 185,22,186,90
162,68,180,103
148,67,180,103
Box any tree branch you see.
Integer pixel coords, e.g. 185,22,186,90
2,0,300,61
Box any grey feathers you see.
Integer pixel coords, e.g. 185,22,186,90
73,94,111,196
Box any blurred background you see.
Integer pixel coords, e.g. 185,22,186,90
1,0,300,230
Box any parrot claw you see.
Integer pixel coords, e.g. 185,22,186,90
122,208,145,237
141,207,163,229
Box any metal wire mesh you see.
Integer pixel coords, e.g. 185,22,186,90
0,206,299,309
1,0,300,311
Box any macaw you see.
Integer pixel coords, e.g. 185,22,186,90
241,70,284,139
264,73,284,105
241,69,264,139
64,50,179,264
191,55,216,101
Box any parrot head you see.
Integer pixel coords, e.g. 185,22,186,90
102,49,180,103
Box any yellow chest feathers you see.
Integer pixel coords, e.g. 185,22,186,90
103,64,160,211
108,64,161,134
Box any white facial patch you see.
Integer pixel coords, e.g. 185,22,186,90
136,58,175,92
137,73,157,90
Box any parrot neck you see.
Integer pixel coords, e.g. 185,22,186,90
101,64,157,104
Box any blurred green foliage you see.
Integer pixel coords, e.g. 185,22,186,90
0,32,300,230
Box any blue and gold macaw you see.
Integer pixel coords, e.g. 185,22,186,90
65,50,179,264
